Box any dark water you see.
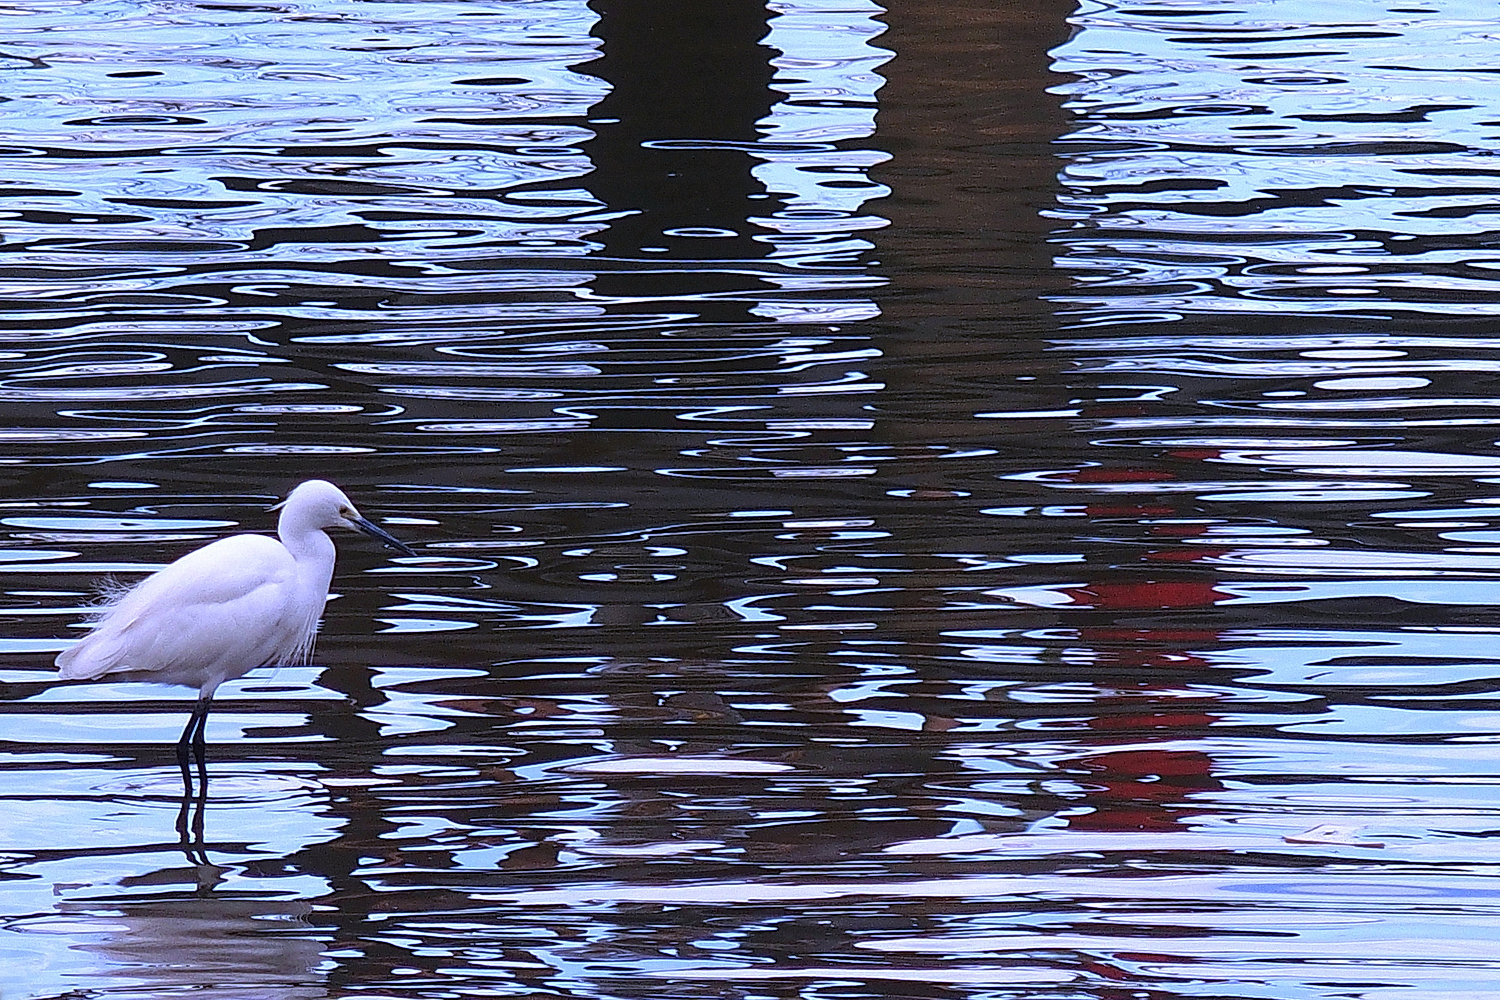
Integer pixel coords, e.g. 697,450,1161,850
3,0,1500,997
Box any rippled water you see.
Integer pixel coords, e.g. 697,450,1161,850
4,0,1500,997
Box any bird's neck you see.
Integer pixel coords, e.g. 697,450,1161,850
278,524,335,564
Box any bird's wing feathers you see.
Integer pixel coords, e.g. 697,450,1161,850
56,534,322,683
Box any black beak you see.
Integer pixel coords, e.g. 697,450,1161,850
351,517,417,557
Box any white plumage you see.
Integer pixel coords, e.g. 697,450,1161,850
56,479,414,776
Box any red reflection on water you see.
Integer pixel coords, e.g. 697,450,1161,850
1058,580,1230,609
1062,573,1226,834
1067,746,1222,833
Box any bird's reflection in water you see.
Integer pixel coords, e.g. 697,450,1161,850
175,766,210,866
39,760,342,996
56,887,326,997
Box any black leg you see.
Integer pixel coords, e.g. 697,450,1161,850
189,699,210,788
175,701,203,791
174,695,213,865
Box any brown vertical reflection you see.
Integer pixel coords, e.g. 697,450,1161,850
858,0,1081,609
873,1,1076,327
870,4,1227,838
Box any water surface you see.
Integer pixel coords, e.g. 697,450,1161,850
3,1,1500,998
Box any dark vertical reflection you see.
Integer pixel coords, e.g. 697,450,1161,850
871,0,1075,364
858,0,1076,560
582,0,783,315
850,2,1079,652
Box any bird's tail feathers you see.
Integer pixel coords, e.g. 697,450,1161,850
55,618,139,680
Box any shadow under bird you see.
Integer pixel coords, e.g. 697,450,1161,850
55,480,415,785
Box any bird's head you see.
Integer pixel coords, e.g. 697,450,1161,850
278,480,417,556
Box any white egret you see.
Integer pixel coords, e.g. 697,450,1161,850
56,480,415,781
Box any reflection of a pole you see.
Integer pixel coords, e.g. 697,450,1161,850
581,0,777,295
